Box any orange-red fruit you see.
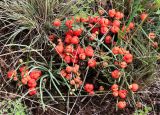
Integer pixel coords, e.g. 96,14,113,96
70,80,75,85
21,77,28,85
76,46,84,54
100,26,109,34
52,19,61,27
84,83,94,93
105,35,112,44
111,70,120,79
65,45,73,53
89,91,95,95
118,90,127,99
65,35,72,44
28,79,37,88
29,88,37,96
112,90,119,97
149,32,156,39
129,22,134,29
70,36,79,44
19,66,28,72
123,53,133,63
71,56,78,64
140,13,148,21
88,59,96,68
120,61,127,68
111,26,119,33
72,64,79,73
66,66,73,73
115,12,124,20
64,55,71,63
108,9,116,17
99,18,109,27
73,28,82,36
13,77,18,81
113,20,120,27
112,47,120,54
129,83,139,92
79,53,86,60
65,74,72,80
111,84,119,91
30,70,42,80
91,27,99,33
60,70,67,77
85,46,94,57
7,70,17,79
55,44,64,53
117,101,126,109
65,20,73,28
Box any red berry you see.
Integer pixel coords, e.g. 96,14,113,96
115,12,124,20
123,53,133,63
129,22,134,29
100,26,109,34
52,19,61,27
70,36,79,44
28,79,37,88
7,70,17,79
91,27,99,33
73,28,82,36
60,70,67,77
111,84,119,91
21,77,28,85
84,83,94,93
55,44,64,54
105,35,112,44
117,101,126,109
149,32,156,39
111,70,120,79
85,46,94,57
66,66,73,73
112,90,119,97
65,35,72,44
19,66,28,72
118,90,127,99
111,26,119,33
64,55,71,63
99,18,109,27
79,53,86,60
65,45,73,53
120,61,127,68
113,20,120,27
30,70,42,80
65,20,73,28
140,13,148,21
88,59,96,68
129,83,139,92
108,9,116,17
29,88,37,96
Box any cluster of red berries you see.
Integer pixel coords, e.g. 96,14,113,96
111,83,139,109
7,66,42,96
50,9,148,108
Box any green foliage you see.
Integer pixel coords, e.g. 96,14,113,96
0,99,27,115
134,106,152,115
